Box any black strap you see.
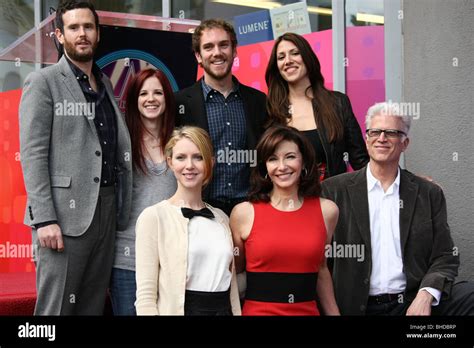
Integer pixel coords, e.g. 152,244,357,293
245,272,318,303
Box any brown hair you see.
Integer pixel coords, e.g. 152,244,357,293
56,0,99,33
124,69,176,175
192,18,238,54
265,32,343,142
248,125,321,202
165,126,214,187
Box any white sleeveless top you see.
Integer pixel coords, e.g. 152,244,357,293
173,208,233,292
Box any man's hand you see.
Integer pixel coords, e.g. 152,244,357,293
406,290,433,316
37,224,64,252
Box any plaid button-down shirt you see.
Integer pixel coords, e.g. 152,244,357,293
201,78,248,201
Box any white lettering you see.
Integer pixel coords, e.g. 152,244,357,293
55,100,95,119
325,242,365,262
238,20,269,35
216,147,257,167
0,242,33,259
18,322,56,341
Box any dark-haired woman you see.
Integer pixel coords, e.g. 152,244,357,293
230,125,340,315
266,32,369,180
110,69,177,315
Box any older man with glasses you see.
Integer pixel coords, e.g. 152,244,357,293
321,102,474,316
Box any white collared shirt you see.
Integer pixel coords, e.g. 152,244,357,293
366,165,441,305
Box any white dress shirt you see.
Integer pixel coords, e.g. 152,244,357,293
367,165,441,305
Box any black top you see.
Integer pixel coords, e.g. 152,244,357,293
309,92,369,177
301,128,327,165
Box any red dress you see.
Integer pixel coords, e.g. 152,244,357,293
242,198,326,315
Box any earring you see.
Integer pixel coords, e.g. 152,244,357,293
264,173,269,180
301,168,308,178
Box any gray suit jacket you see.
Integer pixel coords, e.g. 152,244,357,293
321,166,459,315
19,56,132,236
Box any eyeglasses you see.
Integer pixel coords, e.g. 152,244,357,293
366,128,407,138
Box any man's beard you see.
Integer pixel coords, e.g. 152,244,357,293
201,59,233,81
63,38,98,62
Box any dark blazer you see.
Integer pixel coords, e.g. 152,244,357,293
321,166,459,315
317,91,369,177
174,77,267,151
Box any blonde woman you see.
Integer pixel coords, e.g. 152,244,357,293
135,126,241,315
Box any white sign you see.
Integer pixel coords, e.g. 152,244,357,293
270,1,312,38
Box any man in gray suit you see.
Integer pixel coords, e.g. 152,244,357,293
321,102,474,315
19,0,132,315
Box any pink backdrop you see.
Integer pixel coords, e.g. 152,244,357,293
346,25,385,131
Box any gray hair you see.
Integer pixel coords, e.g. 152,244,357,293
365,102,411,135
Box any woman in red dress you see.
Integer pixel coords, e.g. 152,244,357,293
230,125,340,315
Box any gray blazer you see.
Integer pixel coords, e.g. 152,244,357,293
19,56,132,236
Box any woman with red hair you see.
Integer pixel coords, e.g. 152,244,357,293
110,69,177,315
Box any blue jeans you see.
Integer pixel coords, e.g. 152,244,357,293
109,268,136,316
